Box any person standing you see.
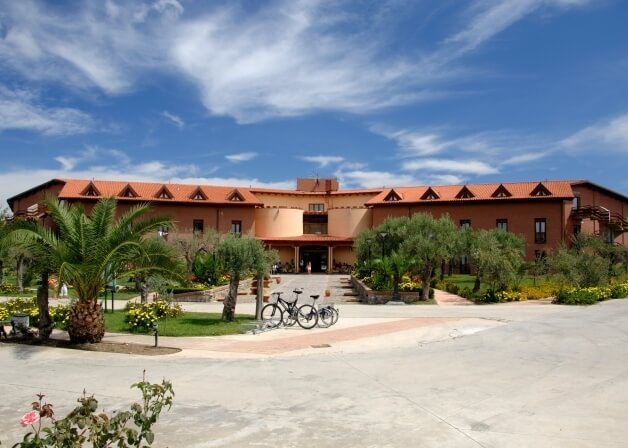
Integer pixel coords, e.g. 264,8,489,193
307,261,312,274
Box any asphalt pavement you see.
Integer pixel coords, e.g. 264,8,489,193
1,275,627,447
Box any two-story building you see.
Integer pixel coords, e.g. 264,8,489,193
7,177,627,272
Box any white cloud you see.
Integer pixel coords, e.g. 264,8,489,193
0,86,94,135
501,152,547,165
402,158,498,175
161,110,185,129
300,155,344,167
443,0,591,57
225,152,258,163
561,113,628,152
336,169,417,189
0,1,591,123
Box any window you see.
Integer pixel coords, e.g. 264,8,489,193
496,219,508,231
460,255,470,274
192,219,204,235
572,195,580,209
534,218,546,243
308,203,325,212
231,220,242,235
460,219,471,230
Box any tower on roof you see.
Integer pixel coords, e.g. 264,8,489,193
296,178,339,192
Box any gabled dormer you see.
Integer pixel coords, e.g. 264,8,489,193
384,189,402,202
189,186,208,201
420,187,439,201
455,185,475,199
155,185,173,200
491,184,512,198
530,182,552,197
227,189,245,202
81,181,100,197
118,184,139,198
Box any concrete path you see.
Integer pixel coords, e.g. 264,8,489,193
434,288,474,306
2,300,628,447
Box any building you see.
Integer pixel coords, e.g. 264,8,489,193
7,178,628,272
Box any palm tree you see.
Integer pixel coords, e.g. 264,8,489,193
8,196,184,343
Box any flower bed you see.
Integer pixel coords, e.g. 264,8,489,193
351,276,433,304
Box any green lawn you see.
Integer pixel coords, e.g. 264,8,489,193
104,311,255,337
440,274,553,292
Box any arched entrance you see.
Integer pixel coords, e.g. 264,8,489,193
300,245,328,273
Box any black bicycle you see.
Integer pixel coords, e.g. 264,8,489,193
261,289,319,329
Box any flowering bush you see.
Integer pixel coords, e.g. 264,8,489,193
610,282,628,299
9,373,173,447
0,298,70,329
399,275,422,292
517,284,556,300
0,298,38,321
554,286,613,305
125,300,183,333
0,282,21,295
49,304,71,330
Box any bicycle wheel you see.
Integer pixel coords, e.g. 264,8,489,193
318,307,334,328
261,304,283,328
330,307,339,326
296,304,318,329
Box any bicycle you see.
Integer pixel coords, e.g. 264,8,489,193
311,295,339,328
261,289,319,329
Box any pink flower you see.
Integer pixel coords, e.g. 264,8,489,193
20,410,40,427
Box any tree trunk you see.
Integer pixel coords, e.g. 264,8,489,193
473,274,481,293
392,272,401,301
440,260,445,281
421,264,433,301
0,259,4,283
222,273,240,321
68,299,105,343
16,255,24,292
37,271,53,340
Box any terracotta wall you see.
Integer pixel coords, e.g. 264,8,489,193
9,182,64,214
255,208,304,237
328,208,372,237
252,192,376,211
571,184,627,245
83,200,257,236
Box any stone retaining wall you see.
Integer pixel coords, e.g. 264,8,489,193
173,278,255,302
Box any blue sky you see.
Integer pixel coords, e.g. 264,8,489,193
1,0,627,207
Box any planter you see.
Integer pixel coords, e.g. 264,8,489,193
12,312,30,328
324,288,331,297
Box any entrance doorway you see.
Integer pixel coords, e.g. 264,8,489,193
300,245,328,273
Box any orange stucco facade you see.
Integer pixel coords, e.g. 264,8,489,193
7,178,627,273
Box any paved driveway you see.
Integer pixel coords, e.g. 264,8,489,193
2,287,628,447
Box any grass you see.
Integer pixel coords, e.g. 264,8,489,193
104,310,255,337
440,274,554,291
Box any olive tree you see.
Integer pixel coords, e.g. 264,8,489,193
401,213,459,301
469,229,525,293
217,234,274,321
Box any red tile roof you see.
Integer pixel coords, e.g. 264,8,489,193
366,181,575,205
57,179,263,205
261,235,354,243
